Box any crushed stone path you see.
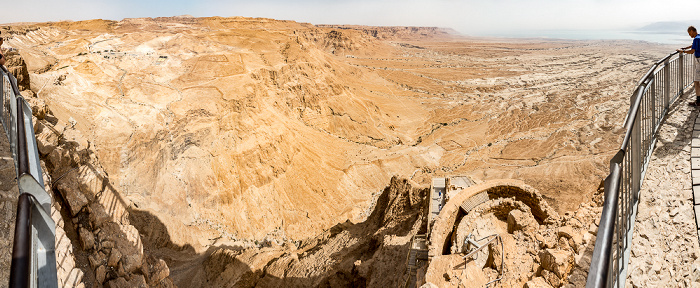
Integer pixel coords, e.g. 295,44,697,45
626,92,700,287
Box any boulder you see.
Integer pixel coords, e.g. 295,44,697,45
95,265,107,284
542,269,562,288
525,277,553,288
535,232,555,249
122,252,143,274
107,249,122,268
507,209,537,233
25,97,48,119
539,249,574,279
144,257,170,285
48,146,74,175
78,227,94,250
105,277,129,288
35,121,59,156
56,174,87,216
88,202,111,229
88,251,106,269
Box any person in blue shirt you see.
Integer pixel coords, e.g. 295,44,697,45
679,26,700,106
0,37,5,67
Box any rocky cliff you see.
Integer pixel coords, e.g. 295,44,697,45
0,16,676,287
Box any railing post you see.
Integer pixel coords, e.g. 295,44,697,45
631,91,642,202
663,59,670,112
679,53,685,97
651,77,656,132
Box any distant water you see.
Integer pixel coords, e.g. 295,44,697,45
478,30,691,45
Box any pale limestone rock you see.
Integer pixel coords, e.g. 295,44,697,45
95,265,106,284
88,202,110,229
88,251,106,269
107,249,121,268
34,121,59,156
525,277,553,288
78,227,94,250
122,252,143,274
539,249,574,279
557,237,570,251
24,97,47,120
145,258,170,285
56,177,87,216
508,209,536,233
541,269,561,288
105,277,129,288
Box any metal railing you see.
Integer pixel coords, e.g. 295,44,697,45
1,67,58,288
586,51,694,287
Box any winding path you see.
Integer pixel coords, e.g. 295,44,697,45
626,91,700,286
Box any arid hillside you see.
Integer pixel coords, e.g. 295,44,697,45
2,16,670,251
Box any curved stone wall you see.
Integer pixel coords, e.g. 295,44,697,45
427,179,558,257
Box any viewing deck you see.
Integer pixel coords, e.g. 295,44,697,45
626,90,700,286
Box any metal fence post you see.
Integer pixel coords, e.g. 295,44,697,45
679,53,685,96
631,98,642,203
651,77,656,132
663,59,670,113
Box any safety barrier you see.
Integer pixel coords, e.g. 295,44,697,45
1,67,58,287
586,51,694,287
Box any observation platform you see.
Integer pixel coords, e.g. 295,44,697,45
626,90,700,286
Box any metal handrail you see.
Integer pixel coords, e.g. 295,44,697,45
1,66,58,288
586,51,694,287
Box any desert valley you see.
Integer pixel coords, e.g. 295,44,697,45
0,16,677,287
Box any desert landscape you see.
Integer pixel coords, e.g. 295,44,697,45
0,16,676,287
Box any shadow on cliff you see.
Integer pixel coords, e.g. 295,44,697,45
126,176,429,288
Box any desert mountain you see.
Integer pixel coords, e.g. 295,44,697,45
3,16,669,257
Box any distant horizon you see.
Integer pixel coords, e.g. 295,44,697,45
2,15,695,46
4,0,700,35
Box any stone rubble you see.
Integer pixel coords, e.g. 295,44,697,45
421,183,605,288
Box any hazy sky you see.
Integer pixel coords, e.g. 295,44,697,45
3,0,699,36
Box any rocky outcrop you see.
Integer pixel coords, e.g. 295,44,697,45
28,96,175,287
2,48,30,91
198,176,428,288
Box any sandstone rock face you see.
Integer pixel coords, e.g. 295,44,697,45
24,97,175,287
4,16,670,247
2,49,30,91
0,16,677,288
